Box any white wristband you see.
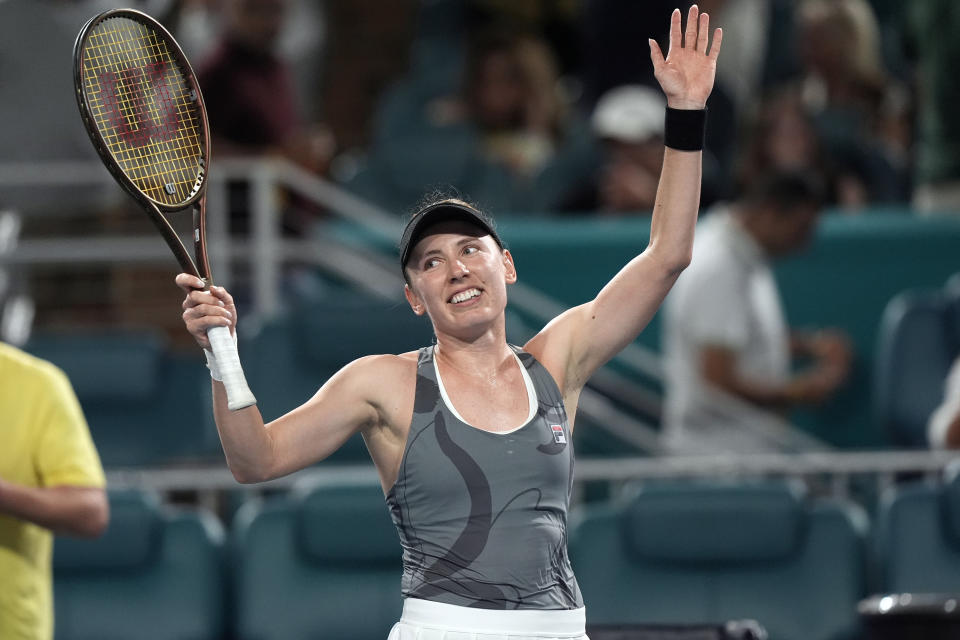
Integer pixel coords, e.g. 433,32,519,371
204,348,222,382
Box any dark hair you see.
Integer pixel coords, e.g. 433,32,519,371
740,171,827,214
406,188,478,219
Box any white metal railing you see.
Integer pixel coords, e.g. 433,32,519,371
104,450,960,494
0,159,403,312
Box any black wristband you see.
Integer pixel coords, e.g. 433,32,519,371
664,107,707,151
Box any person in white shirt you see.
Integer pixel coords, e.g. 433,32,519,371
662,171,851,454
929,356,960,449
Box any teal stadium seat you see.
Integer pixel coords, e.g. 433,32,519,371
25,330,219,466
242,294,434,462
875,461,960,594
53,490,226,640
570,481,868,640
874,278,960,446
232,479,402,640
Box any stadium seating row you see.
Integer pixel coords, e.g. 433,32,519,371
24,294,438,468
52,466,960,640
26,330,221,467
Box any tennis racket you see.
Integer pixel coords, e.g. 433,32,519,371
73,8,256,411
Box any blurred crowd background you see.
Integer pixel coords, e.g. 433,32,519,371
127,0,951,217
1,0,959,456
3,2,960,639
1,0,956,446
176,0,948,216
2,0,958,312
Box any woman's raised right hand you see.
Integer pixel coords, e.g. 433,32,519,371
175,273,236,350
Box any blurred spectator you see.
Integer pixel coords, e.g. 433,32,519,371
198,0,335,234
797,0,886,117
0,341,108,639
451,26,600,212
353,24,596,214
903,0,960,215
662,172,852,454
561,85,664,214
929,356,960,449
467,0,582,78
175,0,326,113
737,86,869,209
793,0,910,206
199,0,333,167
460,28,573,180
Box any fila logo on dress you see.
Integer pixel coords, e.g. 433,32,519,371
551,424,566,444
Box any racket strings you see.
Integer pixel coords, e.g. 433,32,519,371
81,16,204,206
102,19,200,203
96,20,199,200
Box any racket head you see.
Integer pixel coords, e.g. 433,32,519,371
73,9,210,211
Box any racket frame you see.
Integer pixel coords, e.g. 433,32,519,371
72,8,212,283
73,9,255,411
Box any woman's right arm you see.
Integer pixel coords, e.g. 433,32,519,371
176,274,382,483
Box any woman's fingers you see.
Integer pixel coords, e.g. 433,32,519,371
175,275,233,306
709,27,723,59
182,304,232,343
696,11,710,53
684,5,699,49
175,273,205,293
187,303,232,321
668,7,682,57
649,38,665,68
666,6,720,60
182,289,227,310
174,274,238,348
210,285,234,308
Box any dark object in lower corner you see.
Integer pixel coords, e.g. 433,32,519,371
586,620,767,640
859,593,960,640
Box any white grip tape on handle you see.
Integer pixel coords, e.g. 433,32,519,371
207,325,257,410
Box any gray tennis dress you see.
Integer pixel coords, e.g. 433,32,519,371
385,345,583,610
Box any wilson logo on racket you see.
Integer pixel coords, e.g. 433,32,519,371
99,61,180,148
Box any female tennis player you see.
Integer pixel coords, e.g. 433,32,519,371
178,6,720,638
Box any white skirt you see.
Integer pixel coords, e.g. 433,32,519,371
388,598,590,640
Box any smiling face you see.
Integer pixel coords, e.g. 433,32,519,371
403,220,516,340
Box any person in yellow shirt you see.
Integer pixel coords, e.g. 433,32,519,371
0,341,108,640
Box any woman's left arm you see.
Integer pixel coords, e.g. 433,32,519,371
527,6,722,392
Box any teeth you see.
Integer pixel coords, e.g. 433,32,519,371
450,289,481,303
